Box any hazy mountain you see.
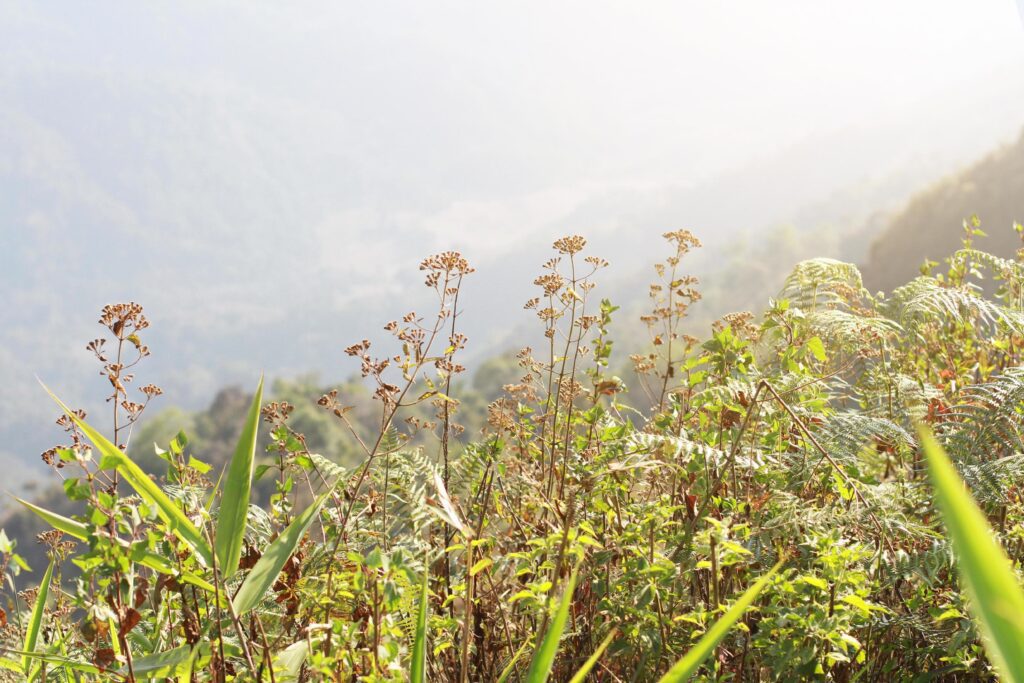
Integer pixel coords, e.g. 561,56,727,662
4,1,1024,502
861,129,1024,292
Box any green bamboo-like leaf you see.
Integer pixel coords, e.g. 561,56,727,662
215,376,263,579
14,497,215,593
232,490,330,615
15,497,87,539
5,650,102,677
23,559,54,678
410,570,430,683
125,643,193,678
919,426,1024,682
273,640,309,682
658,560,782,682
524,570,578,683
42,384,213,566
567,628,617,683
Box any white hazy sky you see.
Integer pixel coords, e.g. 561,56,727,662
4,0,1024,194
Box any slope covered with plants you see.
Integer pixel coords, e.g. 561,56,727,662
861,129,1024,292
4,225,1024,681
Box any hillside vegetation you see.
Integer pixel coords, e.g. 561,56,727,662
5,227,1024,680
862,129,1024,291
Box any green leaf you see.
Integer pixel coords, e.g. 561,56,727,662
126,644,193,678
470,558,493,576
410,570,429,683
524,570,578,683
657,560,782,682
806,336,827,362
232,490,331,615
5,651,101,677
23,559,54,678
919,426,1024,682
215,376,263,579
14,497,215,593
273,640,308,682
42,383,213,566
567,628,617,683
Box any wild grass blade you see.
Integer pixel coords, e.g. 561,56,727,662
919,426,1024,682
410,570,430,683
524,570,578,683
657,560,783,682
495,640,531,683
215,376,263,579
232,490,330,615
23,559,54,679
567,628,617,683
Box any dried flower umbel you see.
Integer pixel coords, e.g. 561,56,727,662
633,230,703,412
86,302,162,451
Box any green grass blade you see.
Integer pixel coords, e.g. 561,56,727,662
42,383,214,566
495,640,531,683
410,570,429,683
919,426,1024,682
658,560,782,682
15,497,88,539
567,628,617,683
23,559,54,678
5,651,101,677
215,376,263,579
232,490,330,615
524,570,578,683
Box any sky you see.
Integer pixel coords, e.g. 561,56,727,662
2,0,1024,490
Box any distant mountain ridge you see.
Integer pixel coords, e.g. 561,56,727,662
861,129,1024,292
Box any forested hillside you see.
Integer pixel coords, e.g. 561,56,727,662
862,129,1024,291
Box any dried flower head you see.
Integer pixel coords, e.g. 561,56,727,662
553,235,586,255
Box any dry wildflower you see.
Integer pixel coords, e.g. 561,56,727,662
262,401,294,425
486,398,518,432
553,235,586,255
534,273,565,296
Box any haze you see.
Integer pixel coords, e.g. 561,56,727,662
3,0,1024,489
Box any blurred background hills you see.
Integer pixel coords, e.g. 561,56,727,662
3,1,1024,508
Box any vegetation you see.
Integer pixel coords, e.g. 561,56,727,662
4,223,1024,681
862,129,1024,292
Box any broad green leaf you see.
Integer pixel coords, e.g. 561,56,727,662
658,560,782,682
274,640,309,682
919,426,1024,682
470,558,493,576
42,384,213,566
232,490,330,615
410,570,429,683
524,570,578,683
122,641,240,679
125,643,193,678
15,497,215,593
806,336,827,362
567,628,617,683
23,559,54,678
215,376,263,578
